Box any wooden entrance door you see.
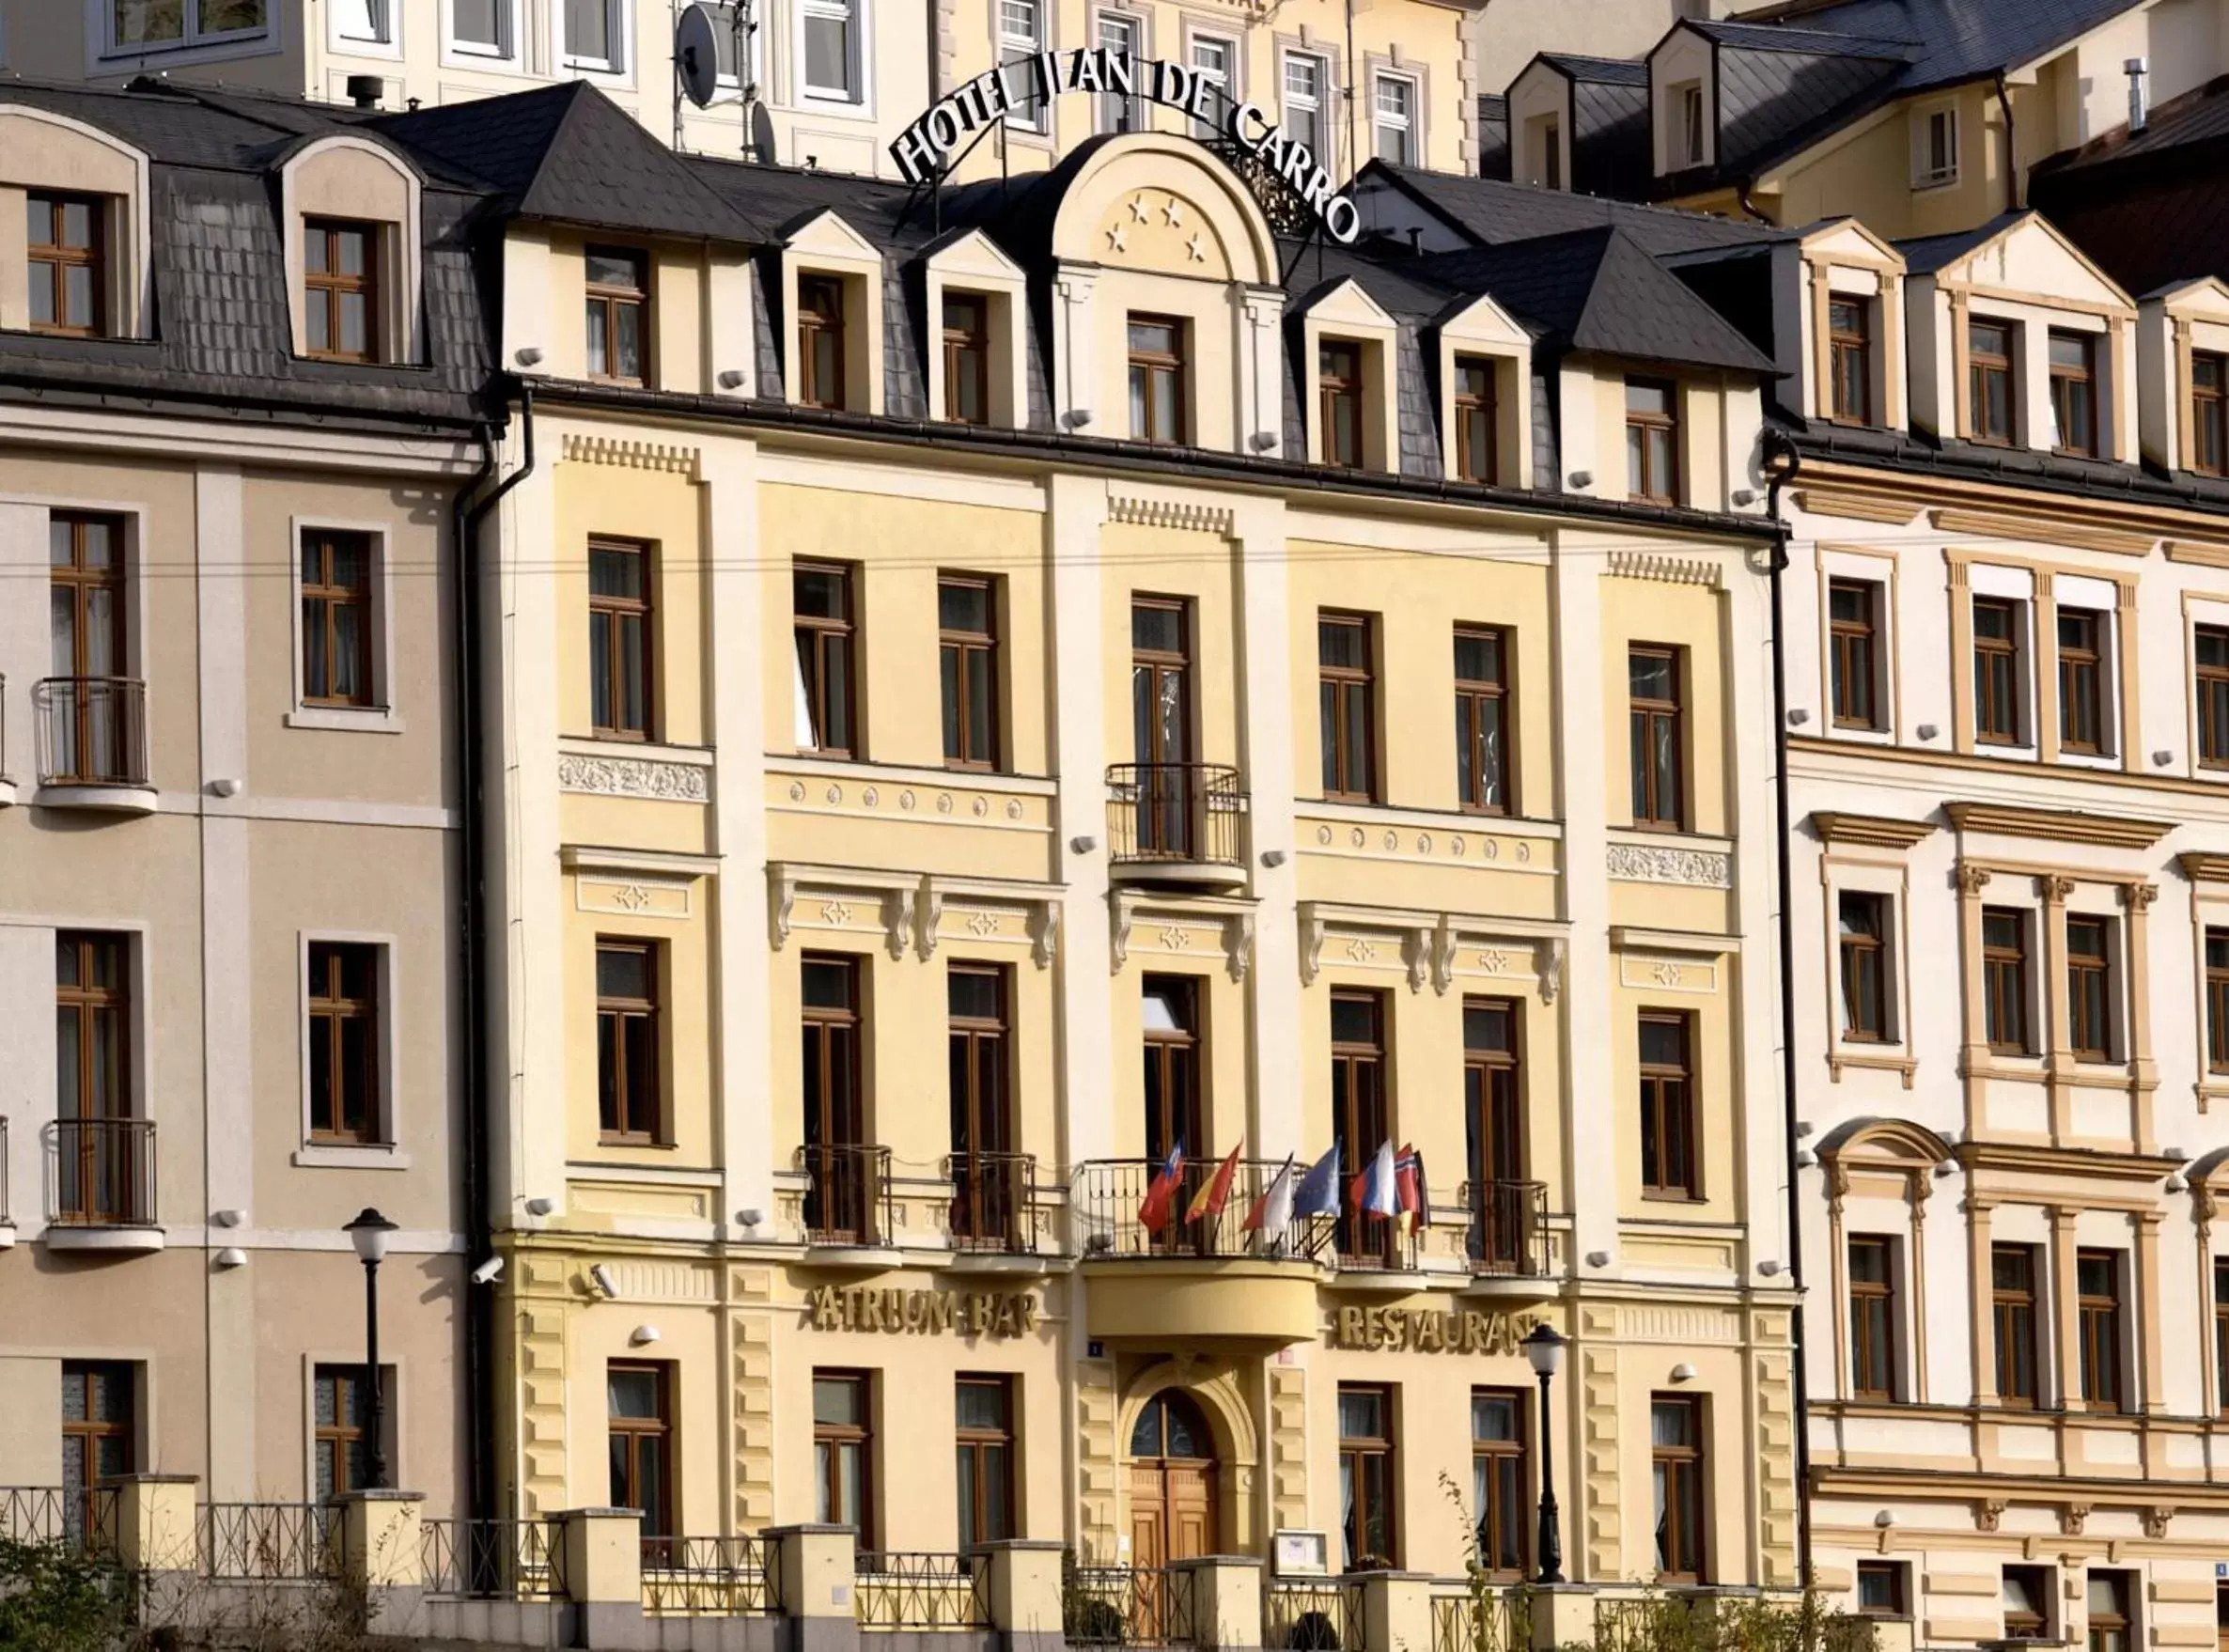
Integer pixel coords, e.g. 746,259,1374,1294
1128,1391,1218,1637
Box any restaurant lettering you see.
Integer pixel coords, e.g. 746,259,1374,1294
808,1286,1040,1338
1330,1305,1538,1355
889,49,1363,245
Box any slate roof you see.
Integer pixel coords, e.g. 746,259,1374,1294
1359,163,1778,256
2030,86,2229,296
1538,55,1654,86
1477,94,1511,181
1894,211,2025,273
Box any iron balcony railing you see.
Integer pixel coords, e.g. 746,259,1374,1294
641,1534,781,1614
33,677,148,789
1264,1577,1366,1652
1066,1562,1198,1647
854,1551,988,1630
1106,763,1245,867
945,1149,1038,1254
1430,1588,1528,1652
798,1142,894,1248
1460,1179,1551,1278
1074,1157,1333,1263
51,1117,157,1228
0,1485,119,1553
419,1516,568,1599
200,1501,343,1581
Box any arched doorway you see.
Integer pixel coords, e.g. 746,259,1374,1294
1128,1390,1219,1566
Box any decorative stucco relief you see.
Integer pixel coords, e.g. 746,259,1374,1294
1606,843,1732,888
558,753,710,803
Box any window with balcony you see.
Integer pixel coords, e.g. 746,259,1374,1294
1453,357,1498,484
1455,625,1509,814
1858,1562,1907,1618
595,939,662,1143
1464,999,1527,1272
46,513,134,788
1972,595,2025,745
304,219,379,363
1969,319,2015,444
2088,1574,2132,1652
955,1376,1015,1551
1126,596,1199,859
998,0,1044,130
813,1370,874,1538
1127,316,1185,444
802,0,864,101
1142,975,1203,1167
1639,1012,1695,1198
302,528,376,709
108,0,268,51
27,194,103,337
1625,379,1679,503
1337,1384,1397,1568
1847,1234,1897,1399
1628,645,1684,830
1650,1395,1706,1581
942,294,990,425
2066,915,2116,1062
2195,351,2227,476
1318,339,1364,468
2003,1567,2052,1640
307,942,382,1144
1096,12,1144,132
1981,907,2032,1054
1331,990,1390,1264
1828,297,1870,424
2050,331,2099,457
802,955,872,1243
2077,1248,2125,1409
1372,74,1416,165
56,932,141,1226
1829,578,1881,729
1838,891,1891,1043
60,1362,134,1542
939,575,998,769
1318,613,1377,802
1282,52,1327,161
607,1363,673,1544
797,274,847,409
947,964,1014,1247
585,247,647,384
793,561,857,756
2200,625,2229,768
588,538,653,740
1992,1242,2040,1405
1471,1389,1527,1578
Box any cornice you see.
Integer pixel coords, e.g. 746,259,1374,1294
1932,507,2156,558
1790,487,1918,526
2178,851,2229,883
1944,800,2174,849
1810,811,1938,849
1954,1139,2175,1184
1785,456,2229,547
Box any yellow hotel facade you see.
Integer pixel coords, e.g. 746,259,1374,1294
457,93,1804,1593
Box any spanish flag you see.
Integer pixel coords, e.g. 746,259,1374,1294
1186,1141,1244,1225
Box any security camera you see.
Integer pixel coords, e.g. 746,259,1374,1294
588,1263,618,1298
472,1256,506,1286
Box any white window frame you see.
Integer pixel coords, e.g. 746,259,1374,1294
1094,10,1146,135
1187,31,1236,139
1282,48,1328,164
1371,70,1417,165
103,0,274,56
798,0,869,108
1819,552,1896,747
292,930,409,1168
1673,80,1705,167
997,0,1047,133
287,516,404,735
1913,104,1958,188
330,0,397,52
557,0,631,76
2051,574,2123,771
444,0,520,65
1969,566,2038,760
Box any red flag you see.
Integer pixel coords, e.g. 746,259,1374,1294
1138,1142,1185,1233
1186,1142,1243,1224
1395,1145,1426,1235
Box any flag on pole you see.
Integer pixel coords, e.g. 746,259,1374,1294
1242,1156,1296,1232
1293,1142,1343,1218
1187,1141,1244,1224
1138,1141,1185,1233
1355,1140,1399,1219
1395,1145,1428,1235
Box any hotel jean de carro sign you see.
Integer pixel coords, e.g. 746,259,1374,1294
889,48,1364,245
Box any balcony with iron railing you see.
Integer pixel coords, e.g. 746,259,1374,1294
797,1142,896,1255
33,676,155,813
944,1149,1041,1260
1459,1179,1551,1283
1106,763,1247,889
45,1116,162,1254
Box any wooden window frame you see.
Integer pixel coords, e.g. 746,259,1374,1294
955,1374,1015,1551
1991,1242,2041,1407
2077,1248,2127,1410
1336,1382,1398,1569
1463,998,1523,1189
801,953,867,1232
1625,378,1681,504
57,930,131,1124
307,941,382,1145
2058,607,2106,756
2197,624,2229,769
50,510,127,680
1454,624,1512,815
2193,351,2227,477
1828,578,1881,730
585,246,649,386
797,274,848,411
2215,1255,2229,1415
1318,612,1378,803
1972,596,2024,746
28,191,105,338
2065,915,2116,1063
1968,319,2016,444
607,1361,674,1539
1981,907,2032,1055
2207,928,2229,1074
1847,1234,1898,1400
938,573,999,771
314,1364,381,1500
301,529,377,709
1319,338,1364,469
1828,296,1871,425
1857,1561,1907,1618
2087,1572,2131,1652
2049,329,2099,459
1128,314,1187,444
1628,644,1685,831
596,938,662,1144
1142,973,1204,1166
1649,1395,1707,1582
1838,890,1891,1044
588,538,654,740
1453,356,1498,484
2002,1565,2051,1641
1469,1387,1529,1580
304,217,381,364
941,293,991,426
947,962,1011,1162
61,1360,134,1539
1638,1011,1697,1200
794,560,858,758
1330,990,1392,1265
812,1368,875,1543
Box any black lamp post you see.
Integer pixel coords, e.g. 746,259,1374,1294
1521,1321,1567,1585
345,1208,399,1490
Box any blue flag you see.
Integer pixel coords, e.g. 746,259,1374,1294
1293,1142,1343,1218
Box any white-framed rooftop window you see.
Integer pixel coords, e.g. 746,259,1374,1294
1672,80,1706,167
800,0,867,105
1282,49,1328,164
998,0,1047,132
559,0,630,75
331,0,396,50
1911,102,1957,189
1372,71,1416,165
1188,32,1235,138
445,0,519,63
106,0,272,55
1095,11,1145,133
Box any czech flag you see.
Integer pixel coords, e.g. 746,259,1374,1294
1395,1145,1428,1235
1350,1140,1399,1220
1138,1142,1185,1233
1187,1141,1244,1225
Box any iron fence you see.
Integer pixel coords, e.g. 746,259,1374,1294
945,1149,1038,1254
50,1116,158,1228
1073,1158,1334,1262
1431,1589,1528,1652
855,1551,988,1629
799,1142,894,1247
199,1502,342,1581
34,676,148,788
642,1534,782,1614
1459,1180,1551,1277
0,1484,118,1552
419,1516,567,1599
1106,763,1245,867
1065,1563,1197,1646
1263,1578,1365,1651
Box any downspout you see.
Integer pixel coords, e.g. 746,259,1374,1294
1762,430,1813,1592
1736,181,1774,226
1994,70,2019,213
451,380,538,1522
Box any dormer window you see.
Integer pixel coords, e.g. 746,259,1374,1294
1454,358,1497,484
1625,379,1680,505
1828,298,1870,424
2048,331,2097,457
1914,107,1957,188
1968,319,2015,444
1128,316,1186,444
942,294,990,425
585,247,648,383
1319,340,1364,467
28,195,103,337
2197,351,2227,476
1673,82,1705,167
797,275,847,410
1526,114,1562,190
304,219,380,362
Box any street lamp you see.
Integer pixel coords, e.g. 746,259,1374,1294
345,1208,399,1491
1521,1321,1567,1585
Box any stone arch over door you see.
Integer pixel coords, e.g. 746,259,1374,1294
1116,1359,1262,1555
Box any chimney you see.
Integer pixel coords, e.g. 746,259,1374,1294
2126,55,2149,133
345,73,384,111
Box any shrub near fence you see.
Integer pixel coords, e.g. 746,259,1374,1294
198,1502,341,1582
1064,1562,1197,1647
1593,1594,1880,1652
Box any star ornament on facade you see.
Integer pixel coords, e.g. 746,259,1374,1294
1186,233,1207,263
1128,194,1152,223
1162,198,1185,227
1108,222,1129,253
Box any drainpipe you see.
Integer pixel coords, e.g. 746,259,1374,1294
451,381,537,1522
1762,430,1813,1592
1736,180,1774,226
1994,70,2020,213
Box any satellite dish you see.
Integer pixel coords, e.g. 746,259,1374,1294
676,2,720,108
748,99,779,164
